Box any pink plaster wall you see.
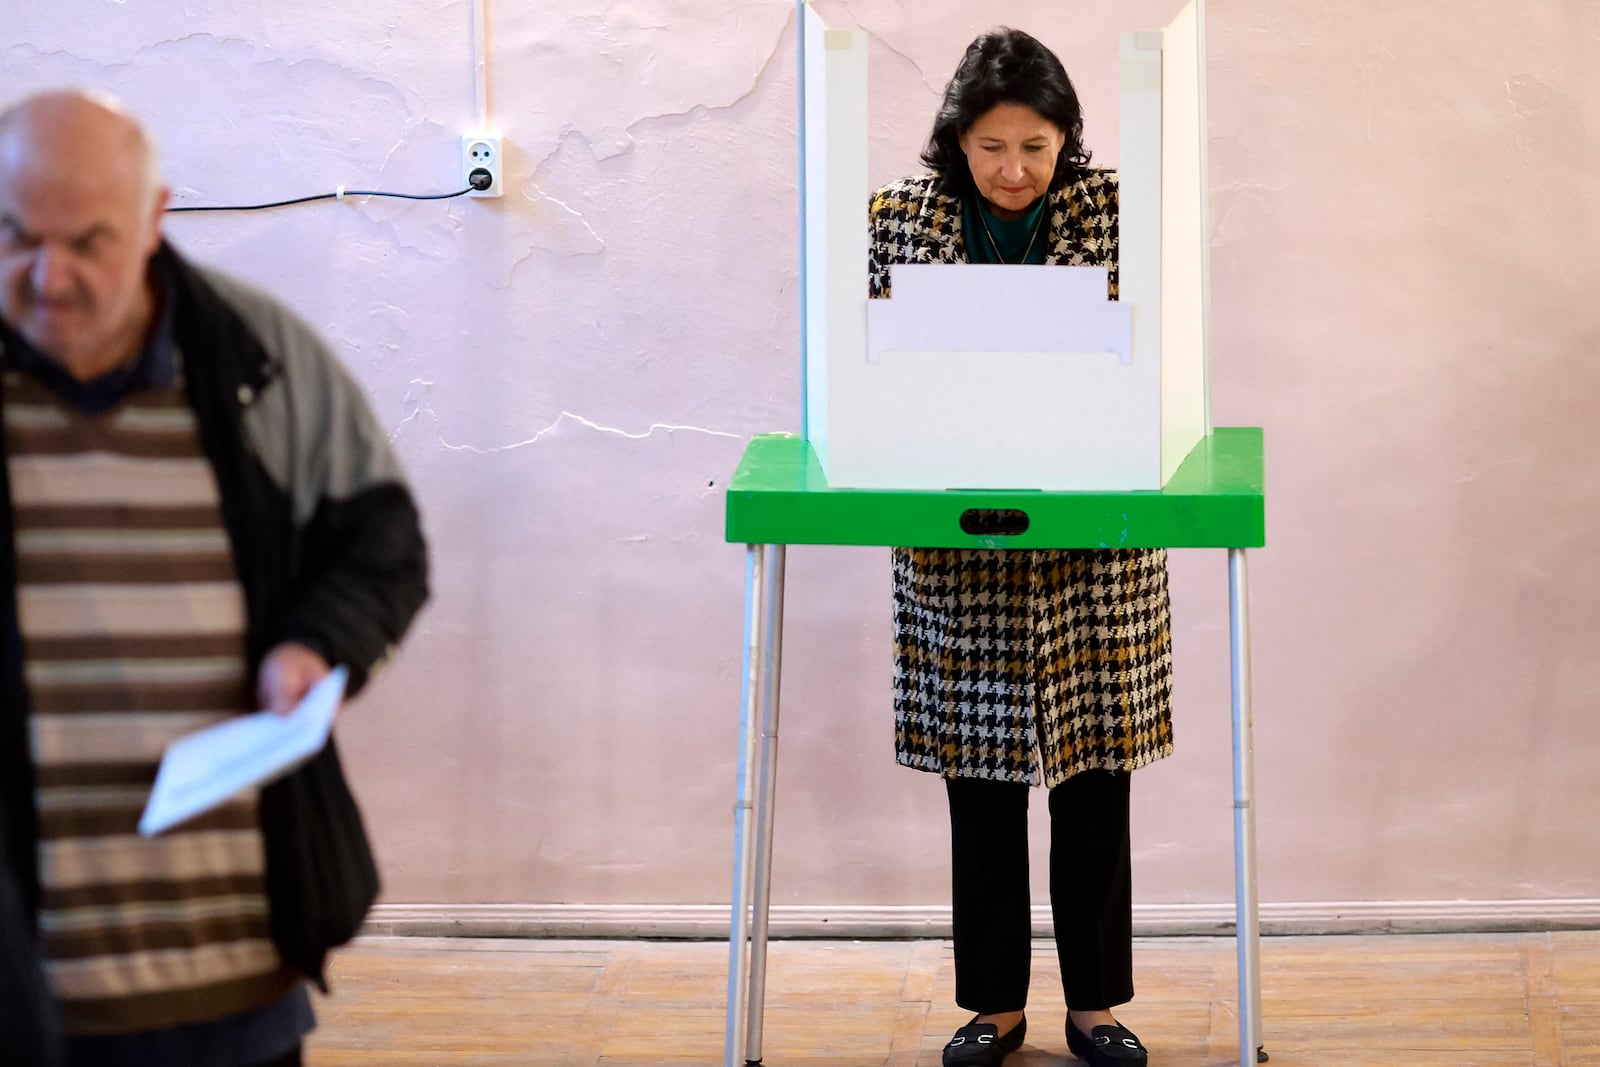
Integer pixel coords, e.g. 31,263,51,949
3,1,1597,914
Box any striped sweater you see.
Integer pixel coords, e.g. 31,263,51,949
4,366,296,1034
1,242,429,1008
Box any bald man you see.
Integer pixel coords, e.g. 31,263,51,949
0,91,429,1067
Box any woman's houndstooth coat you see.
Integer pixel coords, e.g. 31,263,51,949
869,169,1175,789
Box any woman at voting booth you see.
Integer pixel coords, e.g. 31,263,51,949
869,29,1170,1067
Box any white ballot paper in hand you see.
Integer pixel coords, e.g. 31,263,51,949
139,666,349,837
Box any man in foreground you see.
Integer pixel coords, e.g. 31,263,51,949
0,89,428,1067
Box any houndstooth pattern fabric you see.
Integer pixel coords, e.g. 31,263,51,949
868,170,1121,298
872,170,1176,788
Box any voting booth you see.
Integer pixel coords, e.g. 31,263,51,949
724,4,1269,1066
804,4,1211,491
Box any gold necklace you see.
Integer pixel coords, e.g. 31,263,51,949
975,201,1046,265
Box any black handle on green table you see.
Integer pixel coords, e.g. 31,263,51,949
958,509,1031,537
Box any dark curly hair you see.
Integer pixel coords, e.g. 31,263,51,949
921,27,1092,198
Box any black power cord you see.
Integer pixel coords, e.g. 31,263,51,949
168,170,493,213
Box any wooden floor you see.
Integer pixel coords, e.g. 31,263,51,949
304,931,1600,1066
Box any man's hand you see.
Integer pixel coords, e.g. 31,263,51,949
257,642,333,717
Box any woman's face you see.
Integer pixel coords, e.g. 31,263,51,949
958,102,1065,217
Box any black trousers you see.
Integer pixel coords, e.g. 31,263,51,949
946,771,1133,1014
63,1041,301,1067
64,1043,300,1067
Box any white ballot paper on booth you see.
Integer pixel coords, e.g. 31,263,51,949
139,666,349,837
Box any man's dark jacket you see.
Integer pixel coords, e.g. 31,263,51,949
0,243,429,992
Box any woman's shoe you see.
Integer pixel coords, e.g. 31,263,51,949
1066,1016,1147,1066
942,1014,1027,1066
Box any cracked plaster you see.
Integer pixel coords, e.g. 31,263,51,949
3,1,1599,911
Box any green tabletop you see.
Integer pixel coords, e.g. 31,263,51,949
724,427,1265,550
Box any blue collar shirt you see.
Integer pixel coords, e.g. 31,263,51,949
0,263,178,416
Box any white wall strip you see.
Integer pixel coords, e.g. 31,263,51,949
363,899,1600,941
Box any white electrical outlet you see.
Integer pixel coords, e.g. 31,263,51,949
462,133,504,198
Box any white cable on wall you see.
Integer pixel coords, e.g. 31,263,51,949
1197,0,1213,432
472,0,490,129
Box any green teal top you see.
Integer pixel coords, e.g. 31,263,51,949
962,194,1050,265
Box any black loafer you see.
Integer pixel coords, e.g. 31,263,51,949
1066,1018,1147,1066
942,1014,1027,1066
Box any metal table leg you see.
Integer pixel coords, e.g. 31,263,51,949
726,544,787,1067
726,545,766,1066
1229,548,1267,1065
745,545,787,1064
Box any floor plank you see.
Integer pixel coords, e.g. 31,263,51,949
303,931,1600,1066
